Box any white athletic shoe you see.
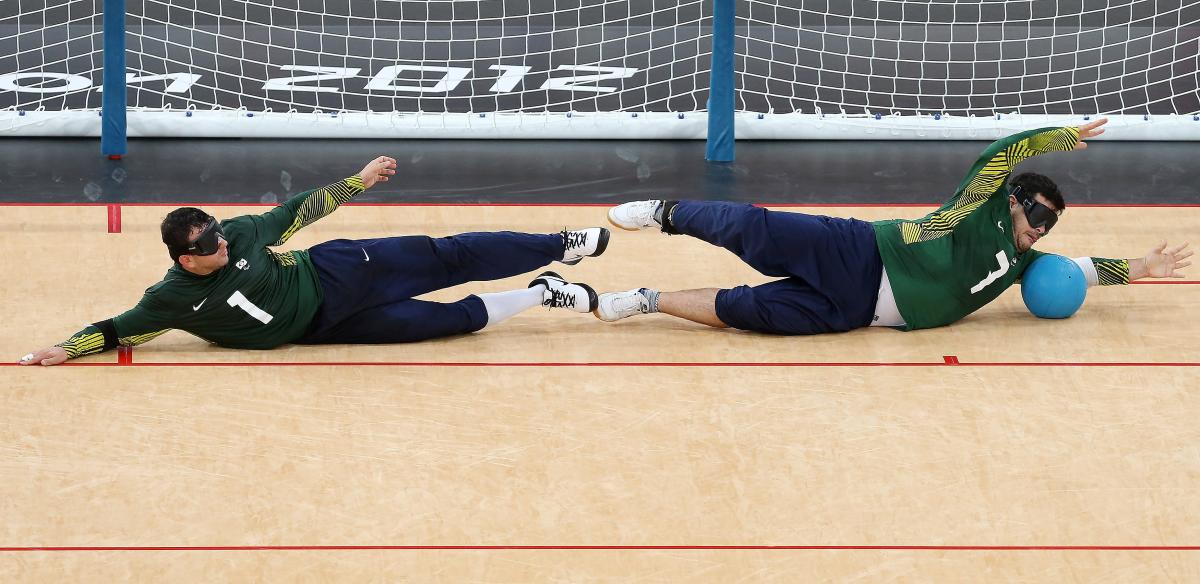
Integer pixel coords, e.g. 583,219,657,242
607,200,663,231
594,288,653,322
560,227,610,266
529,271,598,313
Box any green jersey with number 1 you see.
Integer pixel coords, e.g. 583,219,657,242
55,176,365,357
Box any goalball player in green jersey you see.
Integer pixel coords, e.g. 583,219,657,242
594,118,1192,333
19,156,610,366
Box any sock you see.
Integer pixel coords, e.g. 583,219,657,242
640,288,660,313
480,286,545,329
660,200,680,234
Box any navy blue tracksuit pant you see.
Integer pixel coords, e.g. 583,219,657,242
669,201,884,335
297,231,564,344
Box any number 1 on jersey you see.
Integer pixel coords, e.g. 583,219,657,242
227,290,274,324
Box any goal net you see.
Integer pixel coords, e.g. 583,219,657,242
2,0,1197,139
1,0,104,134
736,1,1200,139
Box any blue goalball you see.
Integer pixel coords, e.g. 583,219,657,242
1021,254,1088,319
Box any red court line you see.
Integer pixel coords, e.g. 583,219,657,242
0,545,1196,552
7,360,1199,368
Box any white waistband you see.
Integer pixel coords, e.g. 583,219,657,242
870,268,906,328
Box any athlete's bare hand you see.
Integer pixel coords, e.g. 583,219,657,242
359,156,397,189
1137,241,1192,279
1073,117,1107,150
18,346,68,366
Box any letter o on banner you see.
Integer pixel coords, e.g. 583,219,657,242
0,73,93,93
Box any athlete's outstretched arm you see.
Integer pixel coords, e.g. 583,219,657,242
898,119,1108,245
19,303,173,366
258,155,397,246
951,118,1107,207
1073,241,1192,287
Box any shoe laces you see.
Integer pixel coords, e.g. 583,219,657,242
612,291,648,314
562,230,588,252
544,287,576,309
627,201,659,222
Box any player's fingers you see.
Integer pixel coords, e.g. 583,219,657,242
1176,260,1192,269
1074,142,1088,151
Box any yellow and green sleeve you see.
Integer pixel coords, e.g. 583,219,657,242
55,319,171,360
55,325,108,359
1092,257,1131,286
953,126,1080,209
1072,256,1131,287
899,126,1080,245
271,175,366,246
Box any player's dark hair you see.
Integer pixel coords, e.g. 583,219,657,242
1010,172,1065,212
161,207,213,262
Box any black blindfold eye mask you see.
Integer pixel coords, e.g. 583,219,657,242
173,218,225,257
1012,185,1059,234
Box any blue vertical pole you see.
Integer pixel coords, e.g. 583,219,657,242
705,0,735,162
101,0,126,158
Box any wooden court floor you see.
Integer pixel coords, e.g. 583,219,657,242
2,204,1198,581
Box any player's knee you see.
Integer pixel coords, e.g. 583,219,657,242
714,286,770,332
